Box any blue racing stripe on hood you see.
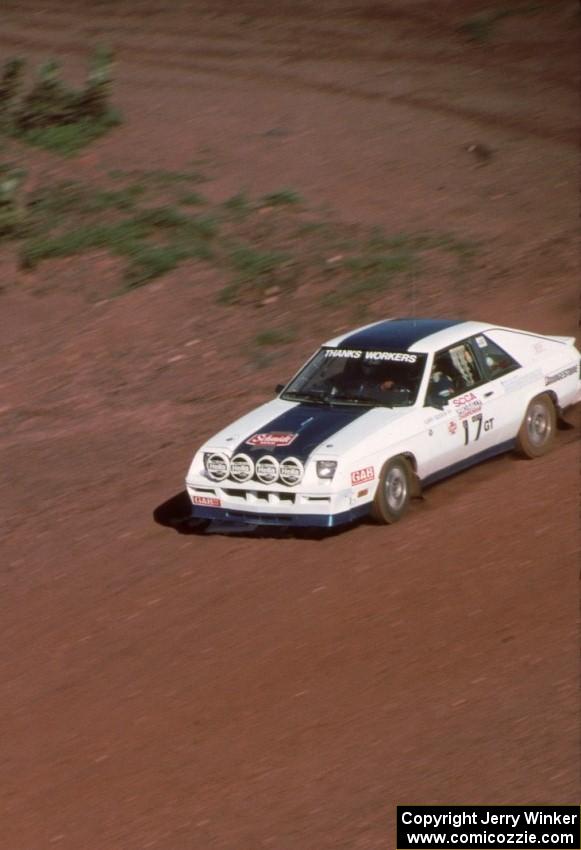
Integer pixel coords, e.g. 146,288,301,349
235,404,369,462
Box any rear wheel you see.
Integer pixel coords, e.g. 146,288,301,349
370,456,413,524
515,393,556,458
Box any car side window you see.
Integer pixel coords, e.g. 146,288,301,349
425,342,482,406
471,334,520,379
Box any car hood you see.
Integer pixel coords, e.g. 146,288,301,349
206,398,412,462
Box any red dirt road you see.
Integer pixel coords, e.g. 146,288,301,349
1,2,579,848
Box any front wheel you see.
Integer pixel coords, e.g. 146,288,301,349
515,393,556,458
370,456,413,524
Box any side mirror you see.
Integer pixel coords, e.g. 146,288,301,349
275,383,285,394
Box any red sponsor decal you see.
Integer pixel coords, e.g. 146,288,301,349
452,392,478,407
351,466,374,485
452,391,482,419
246,432,297,448
448,420,458,434
193,495,221,507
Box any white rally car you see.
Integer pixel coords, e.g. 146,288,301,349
185,318,580,528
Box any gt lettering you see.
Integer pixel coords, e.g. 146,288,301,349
462,414,494,445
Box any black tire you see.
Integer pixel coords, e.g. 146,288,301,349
515,393,556,458
370,456,413,524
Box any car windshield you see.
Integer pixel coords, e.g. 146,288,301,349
282,347,427,407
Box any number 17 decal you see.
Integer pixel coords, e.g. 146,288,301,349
462,413,494,445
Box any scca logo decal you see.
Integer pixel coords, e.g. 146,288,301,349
351,466,374,485
452,392,478,406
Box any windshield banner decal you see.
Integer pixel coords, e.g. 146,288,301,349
324,349,418,363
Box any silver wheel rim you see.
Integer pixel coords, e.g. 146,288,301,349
385,466,407,512
526,401,552,447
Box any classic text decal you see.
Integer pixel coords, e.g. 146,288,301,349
452,391,482,419
193,495,221,507
364,351,418,363
325,349,417,363
246,432,297,447
351,466,375,485
545,365,577,386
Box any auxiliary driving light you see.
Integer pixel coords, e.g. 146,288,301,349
204,451,230,482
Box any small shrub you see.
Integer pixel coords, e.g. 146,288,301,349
261,188,303,206
0,58,25,128
178,191,207,206
120,169,208,186
457,13,498,42
74,45,114,121
16,113,120,155
123,244,189,288
222,190,253,217
132,206,192,230
0,163,27,237
0,48,121,155
220,244,292,304
457,5,543,43
254,329,296,347
16,60,78,130
20,220,150,268
26,182,142,231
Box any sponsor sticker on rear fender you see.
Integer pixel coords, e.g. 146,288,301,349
545,364,577,386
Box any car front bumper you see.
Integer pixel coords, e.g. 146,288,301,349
185,480,372,527
189,503,370,528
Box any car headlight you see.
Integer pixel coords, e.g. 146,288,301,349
316,460,338,480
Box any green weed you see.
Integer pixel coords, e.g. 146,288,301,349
20,220,150,268
458,4,544,42
178,191,207,206
109,168,208,186
16,113,120,156
222,190,253,217
261,188,303,206
219,244,293,304
254,328,296,347
123,243,190,289
132,206,192,229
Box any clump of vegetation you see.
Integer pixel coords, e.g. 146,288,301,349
0,47,121,154
0,59,25,130
222,190,253,218
178,191,207,206
254,328,297,347
323,251,418,306
261,188,303,207
457,4,544,42
0,162,479,310
219,244,295,304
109,168,208,186
0,163,27,236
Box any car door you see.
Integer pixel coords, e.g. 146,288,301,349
468,332,524,445
423,339,511,475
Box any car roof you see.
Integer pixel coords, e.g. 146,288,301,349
324,318,492,354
